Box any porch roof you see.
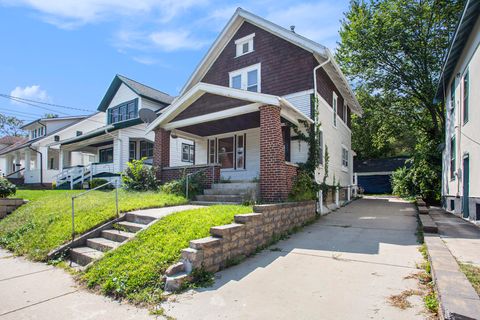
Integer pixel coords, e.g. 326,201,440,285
145,82,313,134
60,118,142,146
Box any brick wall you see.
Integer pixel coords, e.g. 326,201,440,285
259,105,287,202
285,163,299,197
179,201,316,274
161,164,220,189
153,128,170,180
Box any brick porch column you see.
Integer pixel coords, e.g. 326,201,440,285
259,105,287,202
153,128,170,182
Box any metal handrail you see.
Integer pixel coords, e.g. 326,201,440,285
5,167,25,178
70,180,119,242
185,165,215,199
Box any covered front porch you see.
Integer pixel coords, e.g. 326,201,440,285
148,83,312,202
57,123,154,188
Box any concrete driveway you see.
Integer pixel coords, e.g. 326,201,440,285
162,197,428,319
0,250,151,320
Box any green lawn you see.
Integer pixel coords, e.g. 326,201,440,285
460,263,480,296
82,205,252,305
0,189,187,261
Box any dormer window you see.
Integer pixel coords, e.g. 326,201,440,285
107,98,138,124
235,33,255,57
229,64,261,92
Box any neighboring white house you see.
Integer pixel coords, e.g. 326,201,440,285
437,1,479,221
0,115,101,186
54,74,182,188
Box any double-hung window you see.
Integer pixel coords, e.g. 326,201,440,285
333,92,338,127
341,146,349,170
235,33,255,57
107,99,138,124
463,70,469,124
229,64,261,92
99,147,113,163
182,143,194,163
140,141,153,159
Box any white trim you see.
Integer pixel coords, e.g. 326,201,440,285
163,103,261,130
234,33,256,45
356,171,393,176
229,63,261,92
235,33,255,57
343,101,348,122
283,89,314,100
332,92,338,128
317,94,351,133
341,144,349,172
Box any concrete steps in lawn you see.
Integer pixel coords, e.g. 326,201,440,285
195,182,259,204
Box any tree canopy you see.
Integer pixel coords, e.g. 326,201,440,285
0,114,24,137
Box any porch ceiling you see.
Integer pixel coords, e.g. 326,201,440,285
177,111,260,136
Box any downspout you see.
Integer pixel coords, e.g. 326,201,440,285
28,146,44,186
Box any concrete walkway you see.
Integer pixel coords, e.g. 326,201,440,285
0,249,151,320
162,196,428,319
429,208,480,266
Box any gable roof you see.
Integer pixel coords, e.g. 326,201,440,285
20,115,88,130
435,0,480,100
98,74,174,112
146,82,313,133
179,8,362,114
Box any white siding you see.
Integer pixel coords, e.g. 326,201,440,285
170,137,195,166
284,90,313,118
107,83,137,110
442,17,480,201
141,98,165,112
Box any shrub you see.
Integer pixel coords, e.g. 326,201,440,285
160,170,206,199
122,158,159,192
289,170,316,201
0,178,16,198
89,178,114,190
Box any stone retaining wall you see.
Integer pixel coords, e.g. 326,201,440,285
0,198,26,219
161,164,221,189
179,201,316,274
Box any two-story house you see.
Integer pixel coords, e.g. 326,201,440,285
0,115,99,186
438,1,479,221
54,74,184,188
146,8,362,203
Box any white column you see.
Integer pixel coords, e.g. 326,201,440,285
24,149,31,172
113,134,122,173
335,187,339,207
59,150,65,171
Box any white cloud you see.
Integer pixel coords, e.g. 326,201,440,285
132,56,158,65
0,0,209,28
10,85,49,105
149,30,207,51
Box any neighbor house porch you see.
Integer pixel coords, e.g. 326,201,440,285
148,83,312,202
56,120,154,188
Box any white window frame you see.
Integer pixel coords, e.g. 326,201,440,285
343,102,348,122
229,63,261,93
333,92,338,128
341,145,349,172
235,33,255,57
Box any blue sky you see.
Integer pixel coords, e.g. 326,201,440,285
0,0,350,122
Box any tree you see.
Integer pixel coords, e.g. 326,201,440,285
0,114,24,137
43,113,59,118
337,0,464,201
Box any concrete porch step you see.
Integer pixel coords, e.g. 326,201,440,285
70,247,104,266
196,194,244,203
190,201,242,206
125,212,157,225
212,182,258,190
101,229,135,242
203,189,249,196
86,237,120,252
116,221,146,233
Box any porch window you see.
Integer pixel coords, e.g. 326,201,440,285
140,141,154,159
229,64,261,92
450,136,456,180
107,99,138,124
129,141,136,161
99,147,113,163
463,70,469,124
208,139,216,164
182,143,194,163
218,137,234,169
236,134,246,169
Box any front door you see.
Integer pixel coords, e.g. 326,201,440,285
462,155,470,219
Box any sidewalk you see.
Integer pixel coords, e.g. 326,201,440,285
429,208,480,266
0,249,152,320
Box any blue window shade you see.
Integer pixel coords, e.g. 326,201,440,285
107,98,139,124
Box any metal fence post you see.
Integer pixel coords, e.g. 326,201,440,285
71,197,75,242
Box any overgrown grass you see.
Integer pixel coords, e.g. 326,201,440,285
459,263,480,296
82,205,252,305
0,190,186,260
